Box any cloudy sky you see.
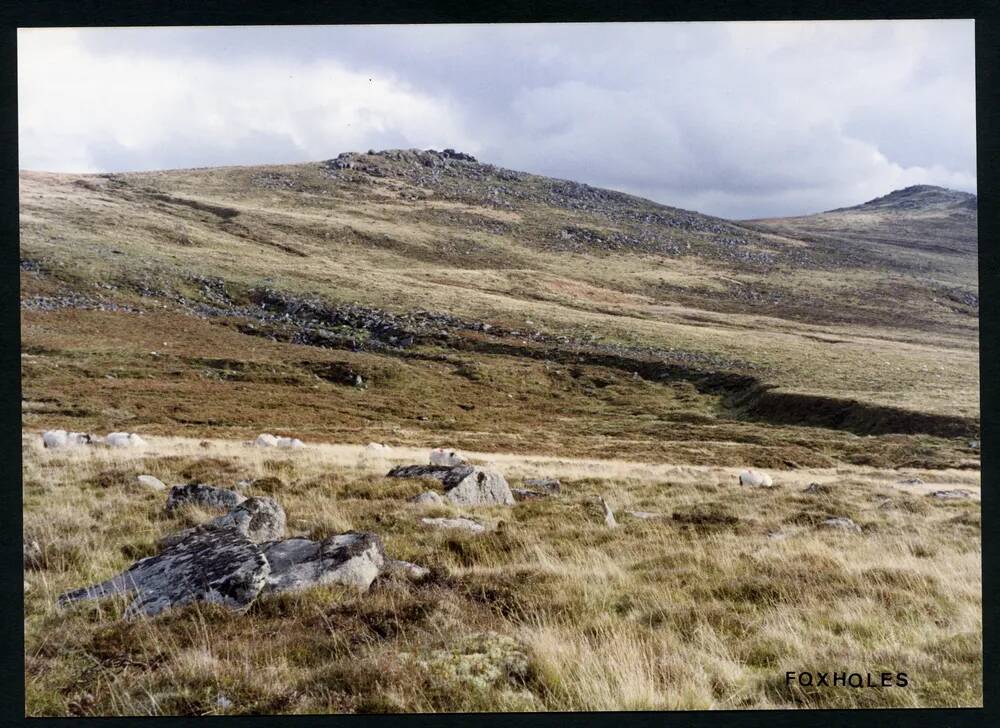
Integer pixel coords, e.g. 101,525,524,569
18,21,976,219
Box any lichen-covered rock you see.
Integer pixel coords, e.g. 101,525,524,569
389,464,514,506
165,483,247,513
442,467,514,506
159,496,286,548
58,528,270,618
262,532,386,593
421,517,486,534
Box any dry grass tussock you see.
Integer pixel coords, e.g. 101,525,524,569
23,433,981,714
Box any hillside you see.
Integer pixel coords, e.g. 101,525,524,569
745,185,978,274
20,150,980,469
20,151,982,715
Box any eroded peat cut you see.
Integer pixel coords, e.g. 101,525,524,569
21,146,980,713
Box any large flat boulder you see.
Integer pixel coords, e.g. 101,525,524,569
58,528,270,618
262,532,386,593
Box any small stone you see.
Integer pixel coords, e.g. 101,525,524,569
420,517,486,534
928,489,975,500
410,490,445,506
819,517,862,533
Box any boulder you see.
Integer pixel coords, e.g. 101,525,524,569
624,510,663,520
58,527,270,618
430,448,468,466
738,469,774,487
523,477,561,495
383,559,431,581
276,437,304,449
254,433,279,448
365,442,392,454
159,496,286,548
389,464,515,507
819,517,862,533
511,488,551,501
262,532,386,593
106,432,146,448
410,490,445,506
42,430,94,449
137,475,167,491
165,483,247,513
421,517,486,534
444,467,514,506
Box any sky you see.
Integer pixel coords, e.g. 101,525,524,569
18,21,976,219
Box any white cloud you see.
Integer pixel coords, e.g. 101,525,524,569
17,22,975,218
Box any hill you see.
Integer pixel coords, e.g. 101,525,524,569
20,150,980,469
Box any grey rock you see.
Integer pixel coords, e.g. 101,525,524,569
803,482,831,494
58,527,270,618
384,559,431,581
159,496,287,548
819,517,862,533
624,510,663,520
928,489,975,500
262,532,386,593
389,464,514,506
523,477,561,495
898,477,924,485
421,517,486,534
443,467,514,506
511,488,551,501
166,483,246,513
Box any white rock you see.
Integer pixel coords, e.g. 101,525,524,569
738,469,774,487
137,475,167,491
254,433,279,448
421,517,486,534
410,490,445,506
430,447,468,466
106,432,146,448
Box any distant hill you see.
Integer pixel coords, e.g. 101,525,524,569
744,184,978,261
